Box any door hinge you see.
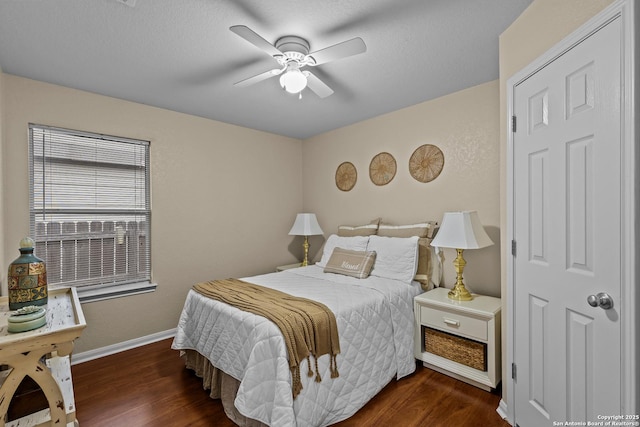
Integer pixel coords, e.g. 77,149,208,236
511,240,517,257
512,115,517,132
512,363,517,380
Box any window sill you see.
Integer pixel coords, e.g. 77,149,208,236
57,282,157,304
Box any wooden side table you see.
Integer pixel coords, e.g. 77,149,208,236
0,287,86,427
414,287,501,391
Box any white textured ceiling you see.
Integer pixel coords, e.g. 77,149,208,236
0,0,531,139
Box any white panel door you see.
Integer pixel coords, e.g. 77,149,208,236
513,16,622,426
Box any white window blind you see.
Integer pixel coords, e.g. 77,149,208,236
29,124,151,291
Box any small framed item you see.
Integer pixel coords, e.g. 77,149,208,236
369,152,396,186
409,144,444,183
335,161,357,191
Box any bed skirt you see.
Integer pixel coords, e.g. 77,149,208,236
181,350,268,427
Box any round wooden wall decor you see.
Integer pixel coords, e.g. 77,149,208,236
369,152,397,186
409,144,445,183
335,161,357,191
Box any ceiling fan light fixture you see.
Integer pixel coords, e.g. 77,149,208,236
230,26,366,99
280,69,307,94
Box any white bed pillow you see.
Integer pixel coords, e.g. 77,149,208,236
316,234,370,268
366,235,419,283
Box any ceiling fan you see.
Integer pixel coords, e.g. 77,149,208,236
230,25,367,99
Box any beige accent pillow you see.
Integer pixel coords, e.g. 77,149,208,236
376,221,439,289
414,238,434,289
337,218,381,237
323,247,377,279
377,221,438,238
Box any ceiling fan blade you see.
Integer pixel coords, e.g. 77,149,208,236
234,68,282,87
230,25,282,58
322,0,425,36
305,72,334,98
226,2,263,23
308,37,366,66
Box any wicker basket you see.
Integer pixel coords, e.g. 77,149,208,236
424,327,487,371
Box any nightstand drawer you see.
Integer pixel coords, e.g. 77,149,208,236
420,306,487,341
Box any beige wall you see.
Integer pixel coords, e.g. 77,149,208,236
1,73,504,353
498,0,615,411
303,80,502,298
0,73,303,353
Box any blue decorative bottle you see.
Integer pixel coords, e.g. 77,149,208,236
7,237,48,310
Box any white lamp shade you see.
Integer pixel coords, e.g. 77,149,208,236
431,211,493,249
280,69,308,94
288,213,323,236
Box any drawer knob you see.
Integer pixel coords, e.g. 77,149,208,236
443,318,460,327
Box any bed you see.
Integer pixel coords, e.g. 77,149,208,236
172,223,441,427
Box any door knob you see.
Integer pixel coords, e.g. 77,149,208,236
587,292,614,310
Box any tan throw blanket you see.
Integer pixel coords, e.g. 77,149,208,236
193,279,340,398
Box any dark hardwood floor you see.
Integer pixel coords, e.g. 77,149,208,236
71,338,510,426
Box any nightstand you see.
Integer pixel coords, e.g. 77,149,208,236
414,287,501,391
0,287,86,426
275,262,303,272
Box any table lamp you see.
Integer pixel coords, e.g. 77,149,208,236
288,213,324,266
430,211,493,301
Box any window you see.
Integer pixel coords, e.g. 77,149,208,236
29,124,153,302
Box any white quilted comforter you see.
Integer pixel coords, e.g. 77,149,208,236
172,265,422,427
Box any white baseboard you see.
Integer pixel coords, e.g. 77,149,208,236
496,399,512,425
71,328,176,365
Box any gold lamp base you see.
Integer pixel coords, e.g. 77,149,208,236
448,284,473,301
301,236,310,266
448,248,474,301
